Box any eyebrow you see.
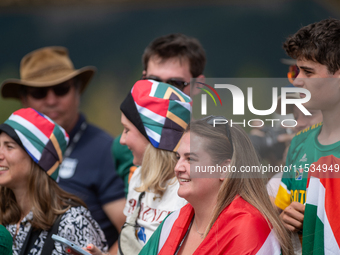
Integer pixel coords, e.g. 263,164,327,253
299,66,315,72
184,152,199,157
3,141,16,145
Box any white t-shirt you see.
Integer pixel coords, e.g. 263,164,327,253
123,166,188,246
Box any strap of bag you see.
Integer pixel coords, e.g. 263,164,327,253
118,191,145,255
40,213,63,255
19,227,41,255
19,213,63,255
126,191,145,225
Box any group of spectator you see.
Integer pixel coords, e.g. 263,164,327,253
1,17,340,255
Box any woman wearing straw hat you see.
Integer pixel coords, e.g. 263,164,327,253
0,108,108,255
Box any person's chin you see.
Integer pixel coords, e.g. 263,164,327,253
132,157,142,166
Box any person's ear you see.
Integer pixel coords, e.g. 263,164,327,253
219,159,231,181
142,70,146,78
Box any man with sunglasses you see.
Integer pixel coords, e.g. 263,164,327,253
0,46,126,254
113,33,206,196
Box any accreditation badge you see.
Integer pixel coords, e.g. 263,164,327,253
59,157,78,179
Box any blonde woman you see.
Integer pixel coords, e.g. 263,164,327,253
140,116,293,255
80,79,192,255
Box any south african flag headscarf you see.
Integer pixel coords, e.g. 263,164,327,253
0,108,69,181
120,79,192,152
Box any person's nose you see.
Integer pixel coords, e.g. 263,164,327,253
120,131,126,145
44,88,59,105
174,157,186,175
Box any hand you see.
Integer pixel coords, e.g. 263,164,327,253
279,202,305,232
65,244,104,255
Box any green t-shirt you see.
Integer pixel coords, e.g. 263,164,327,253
111,134,134,197
275,122,340,210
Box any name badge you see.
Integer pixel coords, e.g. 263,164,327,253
59,158,78,179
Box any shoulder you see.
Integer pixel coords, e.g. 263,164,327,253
291,122,322,147
206,197,276,254
220,197,270,232
58,206,108,251
84,123,114,142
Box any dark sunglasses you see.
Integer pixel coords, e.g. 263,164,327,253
24,81,73,100
142,76,190,91
201,115,234,156
287,65,300,84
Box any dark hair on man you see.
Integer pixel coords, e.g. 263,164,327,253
142,33,206,78
283,18,340,74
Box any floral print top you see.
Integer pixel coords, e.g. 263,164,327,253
6,206,108,255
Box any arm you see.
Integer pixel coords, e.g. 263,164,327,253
103,198,127,255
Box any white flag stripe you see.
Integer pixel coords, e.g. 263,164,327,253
158,209,181,253
9,114,49,144
175,100,192,112
316,179,326,225
256,229,281,255
135,102,165,125
324,206,340,254
149,80,159,97
309,177,340,253
16,130,41,161
280,181,291,194
145,126,161,143
306,176,322,207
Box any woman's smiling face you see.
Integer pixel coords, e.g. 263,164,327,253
0,132,32,190
174,131,223,203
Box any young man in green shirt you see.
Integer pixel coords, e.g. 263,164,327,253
275,18,340,249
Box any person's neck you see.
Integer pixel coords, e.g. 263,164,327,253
190,196,217,234
318,108,340,145
66,113,82,137
13,187,31,222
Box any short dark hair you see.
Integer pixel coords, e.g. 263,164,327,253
142,33,206,78
283,18,340,74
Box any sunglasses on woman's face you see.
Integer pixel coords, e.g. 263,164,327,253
142,76,190,91
24,81,74,100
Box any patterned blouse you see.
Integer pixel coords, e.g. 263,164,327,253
6,206,108,255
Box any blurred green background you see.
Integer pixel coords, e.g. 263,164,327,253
0,0,339,136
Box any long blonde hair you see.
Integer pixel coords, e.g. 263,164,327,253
135,143,177,197
0,160,86,230
188,119,293,255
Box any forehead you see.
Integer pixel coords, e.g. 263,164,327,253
0,132,14,141
146,56,191,77
120,113,136,129
178,132,206,154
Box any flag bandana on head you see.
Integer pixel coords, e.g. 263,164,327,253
3,108,69,181
122,79,192,152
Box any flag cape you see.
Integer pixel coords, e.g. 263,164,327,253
140,197,281,255
303,155,340,254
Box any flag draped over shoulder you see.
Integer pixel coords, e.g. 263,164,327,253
140,197,282,255
303,155,340,254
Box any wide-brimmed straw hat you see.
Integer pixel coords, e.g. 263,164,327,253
1,46,96,99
